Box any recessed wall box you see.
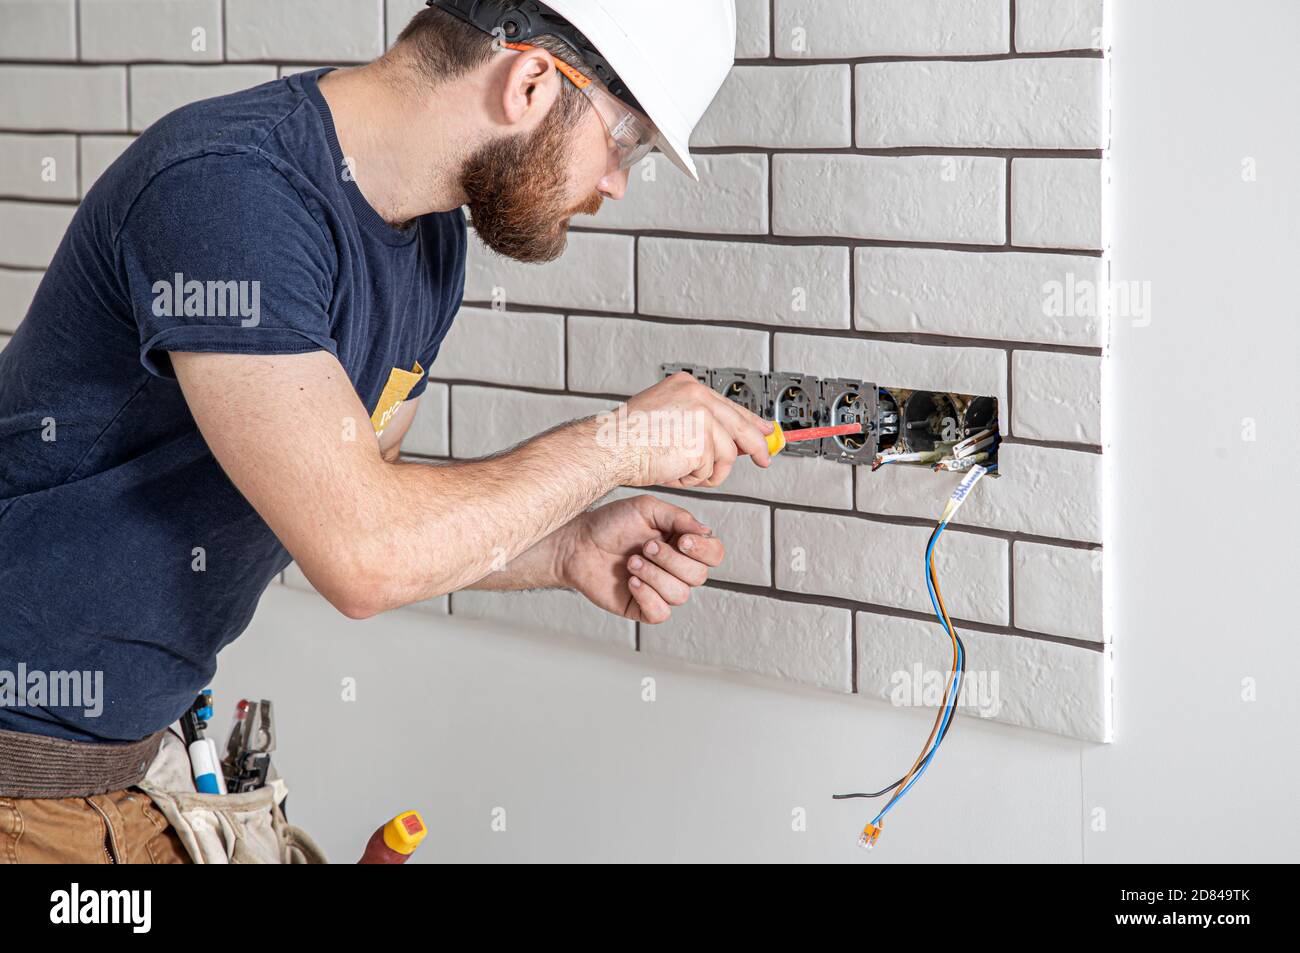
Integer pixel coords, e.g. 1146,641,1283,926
876,388,902,453
901,391,961,452
659,362,999,473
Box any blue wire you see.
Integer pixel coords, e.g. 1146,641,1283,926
870,519,964,826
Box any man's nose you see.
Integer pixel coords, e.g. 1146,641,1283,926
598,167,629,200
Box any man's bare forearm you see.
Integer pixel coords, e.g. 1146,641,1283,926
365,415,626,612
463,525,570,592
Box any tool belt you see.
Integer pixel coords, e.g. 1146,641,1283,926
137,732,327,864
0,727,326,863
0,725,165,798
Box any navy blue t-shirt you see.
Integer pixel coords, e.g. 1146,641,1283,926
0,69,466,742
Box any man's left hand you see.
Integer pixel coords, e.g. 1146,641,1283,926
557,494,723,624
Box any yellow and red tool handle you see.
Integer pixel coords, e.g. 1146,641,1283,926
358,810,428,864
766,421,863,456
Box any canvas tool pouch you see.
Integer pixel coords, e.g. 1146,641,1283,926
135,732,327,864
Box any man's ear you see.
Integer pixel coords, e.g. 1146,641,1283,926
500,47,560,127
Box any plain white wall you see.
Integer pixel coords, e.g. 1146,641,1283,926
211,0,1300,863
1083,0,1300,861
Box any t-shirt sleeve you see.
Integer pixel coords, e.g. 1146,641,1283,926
116,151,337,378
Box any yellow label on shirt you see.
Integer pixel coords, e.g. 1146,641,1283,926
371,362,424,435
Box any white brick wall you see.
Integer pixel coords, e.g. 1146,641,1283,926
1015,0,1106,53
0,134,78,200
1012,350,1101,443
224,0,384,62
1013,541,1103,643
856,613,1109,740
584,155,768,234
856,443,1102,543
775,509,1010,625
78,135,134,196
735,0,772,58
80,0,224,62
608,487,773,587
855,248,1104,347
448,387,611,459
775,0,1009,57
856,60,1104,149
642,585,853,693
640,239,850,329
0,1,1111,741
567,315,768,396
0,66,128,131
451,588,635,649
0,268,43,333
0,201,75,267
402,382,448,458
129,65,277,131
0,0,76,60
774,332,1010,433
695,66,852,148
385,0,427,48
433,306,565,389
1011,157,1105,249
773,155,1007,245
463,230,634,313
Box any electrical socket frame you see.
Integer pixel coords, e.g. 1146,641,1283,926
660,363,711,387
659,363,1000,470
766,371,823,458
819,377,878,464
708,367,769,419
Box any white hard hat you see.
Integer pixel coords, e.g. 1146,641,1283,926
541,1,737,180
426,1,737,180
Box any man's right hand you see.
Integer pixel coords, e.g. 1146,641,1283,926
608,372,775,488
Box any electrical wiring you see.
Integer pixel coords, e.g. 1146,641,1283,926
837,463,996,849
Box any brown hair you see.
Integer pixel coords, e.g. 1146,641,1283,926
395,6,588,127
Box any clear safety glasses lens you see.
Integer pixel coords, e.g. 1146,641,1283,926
584,85,658,171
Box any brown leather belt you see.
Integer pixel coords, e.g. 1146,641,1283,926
0,726,166,798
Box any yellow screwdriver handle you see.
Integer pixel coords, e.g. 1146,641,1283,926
766,421,786,457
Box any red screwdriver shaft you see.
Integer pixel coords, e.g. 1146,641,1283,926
782,422,864,443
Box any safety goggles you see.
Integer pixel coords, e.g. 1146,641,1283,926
502,41,658,172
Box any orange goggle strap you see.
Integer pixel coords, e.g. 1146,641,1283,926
501,41,592,90
502,40,655,166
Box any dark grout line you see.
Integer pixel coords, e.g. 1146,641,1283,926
767,0,775,59
703,577,1105,652
0,56,378,67
1008,538,1017,628
1005,157,1014,244
692,145,1103,158
1009,0,1017,55
850,607,859,694
569,225,1104,256
455,302,1105,356
733,51,1102,65
1006,344,1015,429
646,481,1102,549
0,195,80,207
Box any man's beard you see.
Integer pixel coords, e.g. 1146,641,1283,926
461,104,603,263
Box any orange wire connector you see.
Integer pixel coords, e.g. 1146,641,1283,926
858,822,883,851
